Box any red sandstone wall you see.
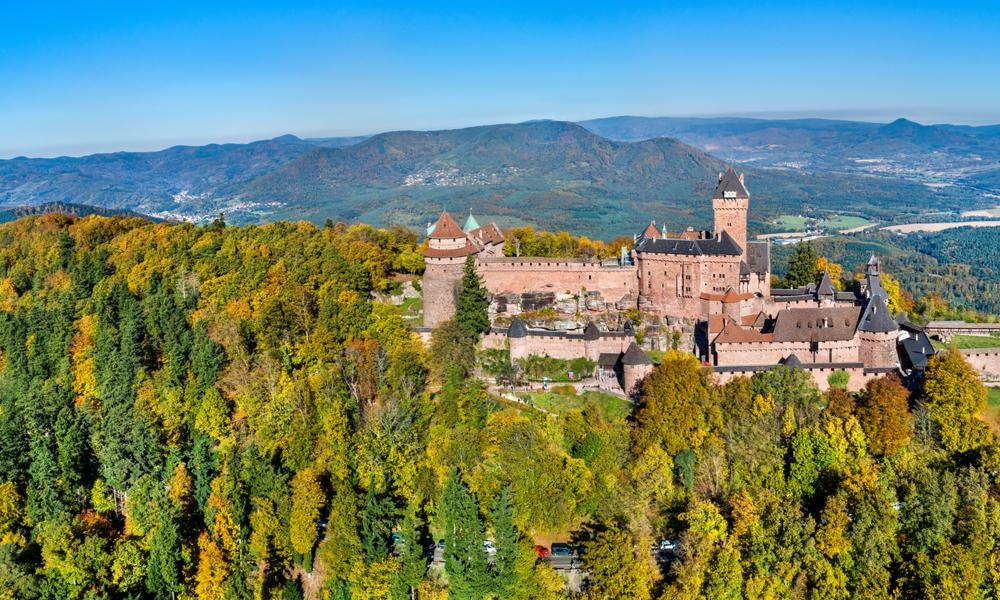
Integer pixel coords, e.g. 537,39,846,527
422,260,464,328
713,366,879,392
713,338,861,367
961,349,1000,377
477,258,637,302
509,334,633,361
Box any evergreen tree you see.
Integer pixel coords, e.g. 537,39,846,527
490,486,519,598
455,255,490,337
360,475,396,563
392,508,428,600
784,241,819,288
440,471,490,599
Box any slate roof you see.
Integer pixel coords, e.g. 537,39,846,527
901,334,934,368
428,211,466,239
747,241,770,274
783,354,803,366
597,352,621,367
583,322,601,341
507,317,528,338
712,167,749,200
771,306,862,342
634,230,743,257
895,311,922,333
859,295,898,333
817,271,835,296
621,342,652,365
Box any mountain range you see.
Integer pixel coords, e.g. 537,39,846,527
2,118,998,238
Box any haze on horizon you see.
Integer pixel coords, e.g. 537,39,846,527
3,0,999,158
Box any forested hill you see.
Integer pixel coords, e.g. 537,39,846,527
0,212,999,598
0,121,965,238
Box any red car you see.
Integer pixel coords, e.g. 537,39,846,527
534,545,550,557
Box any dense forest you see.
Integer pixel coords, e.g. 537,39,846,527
0,213,999,599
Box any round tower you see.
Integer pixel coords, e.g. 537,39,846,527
423,211,477,328
621,341,653,397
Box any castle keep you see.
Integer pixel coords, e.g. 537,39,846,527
422,168,935,393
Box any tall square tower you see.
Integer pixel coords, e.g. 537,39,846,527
712,167,750,260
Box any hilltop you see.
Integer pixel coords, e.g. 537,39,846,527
0,120,985,238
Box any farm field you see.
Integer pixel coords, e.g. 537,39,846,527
884,220,1000,233
773,214,809,231
819,215,871,231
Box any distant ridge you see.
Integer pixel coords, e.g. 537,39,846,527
0,118,994,237
0,202,159,224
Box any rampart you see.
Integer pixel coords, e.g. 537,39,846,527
477,257,637,304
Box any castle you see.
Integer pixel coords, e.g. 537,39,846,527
422,168,936,393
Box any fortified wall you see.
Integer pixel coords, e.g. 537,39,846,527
477,257,637,306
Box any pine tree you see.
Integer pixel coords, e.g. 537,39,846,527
784,241,819,288
360,475,396,563
490,486,519,598
392,508,428,600
440,471,490,599
455,255,490,336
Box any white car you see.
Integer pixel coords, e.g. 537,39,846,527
659,540,677,552
483,541,497,555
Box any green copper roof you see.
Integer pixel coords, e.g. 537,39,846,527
463,213,480,232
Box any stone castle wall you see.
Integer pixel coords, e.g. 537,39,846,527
858,332,898,369
636,253,743,317
477,257,638,303
509,334,633,361
422,259,465,328
960,349,1000,378
713,365,881,392
713,337,861,367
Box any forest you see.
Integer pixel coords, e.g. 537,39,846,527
0,213,999,599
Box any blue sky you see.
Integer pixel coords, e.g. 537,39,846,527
2,1,999,157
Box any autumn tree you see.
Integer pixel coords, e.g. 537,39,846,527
633,350,711,455
923,349,991,453
583,521,655,600
289,469,325,558
856,375,911,457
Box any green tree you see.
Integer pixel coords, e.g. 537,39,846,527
633,350,710,455
784,241,818,288
490,486,519,598
360,476,396,564
289,468,325,557
440,471,490,599
455,256,490,337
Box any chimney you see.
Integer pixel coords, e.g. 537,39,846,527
739,173,745,184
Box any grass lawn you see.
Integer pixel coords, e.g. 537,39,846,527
399,296,423,320
931,334,1000,350
517,389,632,421
983,387,1000,433
773,215,809,231
819,215,871,231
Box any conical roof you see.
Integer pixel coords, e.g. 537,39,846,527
642,221,661,239
463,213,480,232
712,167,749,199
621,341,652,366
428,211,465,239
783,353,802,366
817,270,835,296
507,316,528,338
583,322,601,340
859,294,898,333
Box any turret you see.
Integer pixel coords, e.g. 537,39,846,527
422,211,477,328
621,342,653,397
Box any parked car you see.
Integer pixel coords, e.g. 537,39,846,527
659,539,678,552
550,543,573,556
483,540,497,555
534,545,550,557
